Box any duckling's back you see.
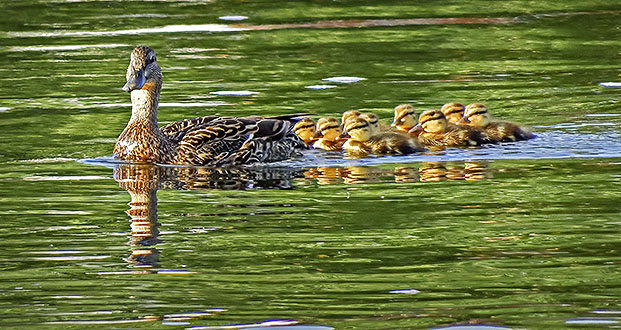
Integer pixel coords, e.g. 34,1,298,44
485,121,534,142
367,132,423,155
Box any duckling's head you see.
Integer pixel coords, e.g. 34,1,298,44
342,118,372,142
441,102,465,124
418,109,448,133
341,110,362,125
391,104,418,131
293,117,316,142
360,113,380,135
122,46,161,93
460,103,491,127
315,117,341,140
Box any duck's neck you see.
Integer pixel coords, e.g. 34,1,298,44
128,87,159,127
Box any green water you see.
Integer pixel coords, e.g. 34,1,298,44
1,1,621,329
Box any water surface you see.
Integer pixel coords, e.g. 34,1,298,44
0,1,620,329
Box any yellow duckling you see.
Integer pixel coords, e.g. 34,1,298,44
458,103,534,142
391,104,418,132
341,110,362,125
440,102,465,125
312,117,344,151
292,117,317,145
410,109,489,147
341,118,423,155
359,112,384,135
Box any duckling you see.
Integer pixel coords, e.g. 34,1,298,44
391,104,418,132
359,113,381,135
341,110,361,126
114,46,306,166
341,118,423,155
409,109,489,147
312,117,344,151
458,103,534,142
440,102,465,125
293,117,317,145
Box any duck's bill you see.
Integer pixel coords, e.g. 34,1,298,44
407,124,423,135
337,131,350,140
121,68,146,92
456,117,470,125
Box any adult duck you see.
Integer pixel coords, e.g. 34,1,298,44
114,46,305,165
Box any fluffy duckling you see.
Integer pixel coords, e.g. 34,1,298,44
292,117,317,145
312,117,344,151
441,102,465,125
410,109,489,147
341,118,423,155
391,104,418,132
458,103,534,142
359,113,383,135
341,110,362,125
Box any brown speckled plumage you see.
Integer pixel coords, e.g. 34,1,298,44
413,109,490,147
460,103,534,142
114,46,305,166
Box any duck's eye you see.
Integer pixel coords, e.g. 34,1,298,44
146,55,156,64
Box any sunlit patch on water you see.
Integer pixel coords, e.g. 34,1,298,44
431,326,511,330
210,90,259,96
8,24,247,37
322,76,366,83
565,318,619,325
8,44,128,52
219,15,249,21
305,84,337,89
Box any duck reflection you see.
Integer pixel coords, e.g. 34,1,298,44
113,163,304,268
113,161,489,267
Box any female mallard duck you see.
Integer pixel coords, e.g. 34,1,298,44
409,109,490,147
458,103,534,142
114,46,306,166
440,102,465,125
293,117,317,145
341,118,423,155
312,117,344,151
391,104,418,132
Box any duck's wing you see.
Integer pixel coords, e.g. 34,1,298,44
160,116,222,144
174,117,259,165
230,119,306,165
173,116,305,166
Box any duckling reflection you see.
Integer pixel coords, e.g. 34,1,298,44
393,166,419,183
114,163,304,268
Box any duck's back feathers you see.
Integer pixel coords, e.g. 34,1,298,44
159,116,303,166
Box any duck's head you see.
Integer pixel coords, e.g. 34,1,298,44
341,110,361,126
341,118,372,142
315,117,341,140
441,102,465,124
459,103,490,127
391,104,417,131
122,46,161,93
360,113,380,135
293,117,316,142
416,109,448,133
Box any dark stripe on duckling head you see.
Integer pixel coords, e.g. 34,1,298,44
418,111,445,125
395,110,415,122
293,123,314,132
442,103,464,115
319,124,340,132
